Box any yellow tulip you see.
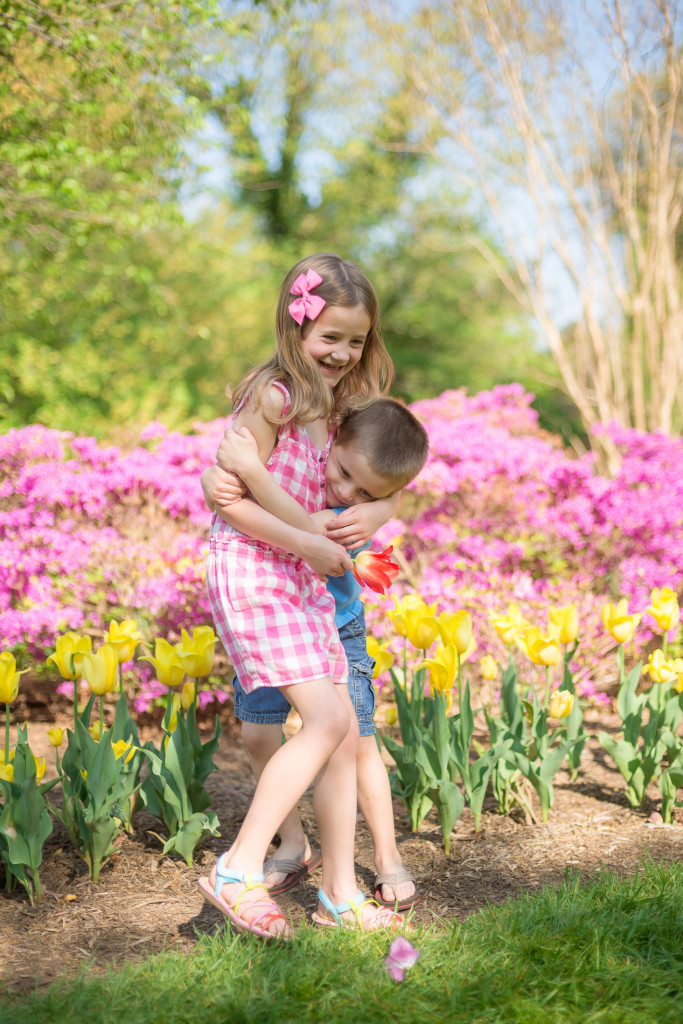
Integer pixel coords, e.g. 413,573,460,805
385,704,398,725
81,645,119,696
33,756,46,782
489,604,525,645
459,634,477,664
105,619,143,664
89,721,103,742
366,637,395,679
437,610,473,655
548,604,579,644
175,626,216,677
672,659,683,693
548,690,575,718
47,727,65,748
111,739,135,764
646,587,680,634
601,600,641,645
479,655,498,681
0,651,23,704
516,626,562,667
141,638,186,688
387,594,436,637
403,607,440,651
180,680,196,710
421,644,458,693
47,632,92,680
0,762,13,782
643,649,677,684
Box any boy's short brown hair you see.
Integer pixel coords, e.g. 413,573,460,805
335,398,429,492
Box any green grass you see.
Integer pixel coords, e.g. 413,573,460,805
2,859,683,1024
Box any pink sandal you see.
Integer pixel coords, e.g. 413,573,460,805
198,855,290,940
311,888,407,931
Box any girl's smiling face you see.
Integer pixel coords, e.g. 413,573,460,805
301,303,371,387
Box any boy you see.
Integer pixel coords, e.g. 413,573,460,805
202,397,428,909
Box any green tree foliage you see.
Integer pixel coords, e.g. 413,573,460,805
0,1,259,434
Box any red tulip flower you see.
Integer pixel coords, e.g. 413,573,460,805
352,546,400,594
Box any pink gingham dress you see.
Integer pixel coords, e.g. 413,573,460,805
206,382,348,694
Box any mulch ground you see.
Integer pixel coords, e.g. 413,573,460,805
1,703,682,995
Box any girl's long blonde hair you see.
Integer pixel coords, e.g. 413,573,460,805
231,253,393,426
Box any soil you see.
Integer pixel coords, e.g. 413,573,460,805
1,698,682,995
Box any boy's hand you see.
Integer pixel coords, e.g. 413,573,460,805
324,501,389,550
201,464,246,511
216,427,262,480
301,535,354,580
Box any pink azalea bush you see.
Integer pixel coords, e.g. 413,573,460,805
1,385,681,709
371,385,683,700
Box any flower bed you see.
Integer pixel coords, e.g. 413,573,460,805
1,385,682,711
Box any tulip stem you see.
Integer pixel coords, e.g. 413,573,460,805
662,634,668,658
193,678,199,712
617,645,625,687
99,695,104,738
4,703,9,764
457,657,463,712
73,678,78,733
164,685,173,732
544,667,551,712
119,663,124,695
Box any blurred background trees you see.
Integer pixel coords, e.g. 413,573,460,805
368,0,682,466
5,1,676,453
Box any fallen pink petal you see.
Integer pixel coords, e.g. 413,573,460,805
384,936,420,981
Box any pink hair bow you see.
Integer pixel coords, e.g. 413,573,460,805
288,269,326,325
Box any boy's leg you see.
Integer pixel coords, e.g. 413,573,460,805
340,613,417,906
356,735,416,904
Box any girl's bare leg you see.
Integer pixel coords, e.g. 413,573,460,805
296,687,399,928
240,721,314,886
208,677,349,936
356,735,416,904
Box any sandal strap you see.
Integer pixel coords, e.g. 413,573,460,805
317,888,366,923
214,854,266,899
375,868,415,887
237,897,287,931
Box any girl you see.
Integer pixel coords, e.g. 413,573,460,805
199,253,402,938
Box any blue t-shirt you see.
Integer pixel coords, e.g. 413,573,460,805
325,508,371,628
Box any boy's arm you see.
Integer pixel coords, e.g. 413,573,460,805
324,491,402,550
201,465,245,512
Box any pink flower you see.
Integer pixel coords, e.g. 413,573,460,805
384,936,420,982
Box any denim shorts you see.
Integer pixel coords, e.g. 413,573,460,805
231,612,377,736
